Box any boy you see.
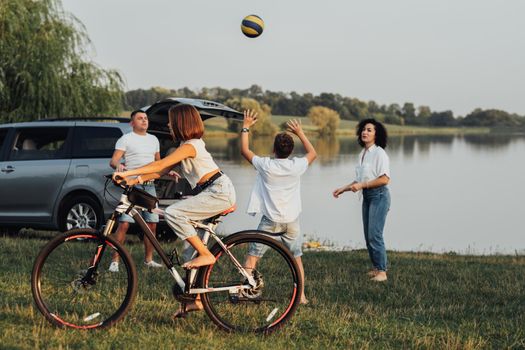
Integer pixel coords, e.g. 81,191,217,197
240,110,316,304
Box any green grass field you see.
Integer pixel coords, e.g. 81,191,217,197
1,232,523,349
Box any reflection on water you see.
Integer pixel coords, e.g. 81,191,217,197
204,133,525,255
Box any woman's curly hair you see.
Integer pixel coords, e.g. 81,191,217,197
356,118,388,148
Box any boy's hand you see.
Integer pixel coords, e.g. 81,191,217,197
243,110,258,129
286,119,304,135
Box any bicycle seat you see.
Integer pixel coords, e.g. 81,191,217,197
220,205,237,216
207,204,236,223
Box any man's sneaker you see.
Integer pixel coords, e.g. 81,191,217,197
144,260,163,268
108,261,119,273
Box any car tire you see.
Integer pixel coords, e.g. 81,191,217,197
59,195,103,232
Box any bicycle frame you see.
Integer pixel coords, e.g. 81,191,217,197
101,192,256,294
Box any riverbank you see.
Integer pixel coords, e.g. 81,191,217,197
203,115,490,138
1,234,523,349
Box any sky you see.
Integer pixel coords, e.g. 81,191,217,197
61,0,525,117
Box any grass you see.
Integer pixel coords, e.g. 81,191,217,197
1,232,524,349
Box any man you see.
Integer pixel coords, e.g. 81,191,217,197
108,110,163,272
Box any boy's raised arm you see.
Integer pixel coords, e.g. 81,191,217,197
287,119,317,165
240,109,258,164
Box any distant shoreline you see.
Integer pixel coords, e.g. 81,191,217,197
203,114,492,138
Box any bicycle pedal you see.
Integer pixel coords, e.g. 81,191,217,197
172,284,196,303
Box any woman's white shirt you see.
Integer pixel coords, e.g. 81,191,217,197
355,144,390,183
179,139,219,189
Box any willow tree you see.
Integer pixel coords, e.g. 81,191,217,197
308,106,340,136
0,0,124,122
225,97,277,136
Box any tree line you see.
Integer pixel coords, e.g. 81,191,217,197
124,85,525,129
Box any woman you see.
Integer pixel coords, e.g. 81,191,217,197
332,118,391,282
114,104,236,314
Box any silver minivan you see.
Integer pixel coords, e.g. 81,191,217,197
0,98,242,233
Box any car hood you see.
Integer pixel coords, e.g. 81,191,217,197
143,98,243,131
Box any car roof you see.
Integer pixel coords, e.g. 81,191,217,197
0,98,242,131
0,120,131,130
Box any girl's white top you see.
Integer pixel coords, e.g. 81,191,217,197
355,144,390,184
179,139,219,189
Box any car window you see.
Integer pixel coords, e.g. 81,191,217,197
10,127,70,161
72,126,123,158
0,129,8,153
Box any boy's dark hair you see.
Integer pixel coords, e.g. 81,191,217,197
356,118,388,148
130,110,146,120
273,132,294,158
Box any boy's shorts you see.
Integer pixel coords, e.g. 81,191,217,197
119,184,159,223
249,215,303,258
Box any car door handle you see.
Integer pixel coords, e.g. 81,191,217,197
1,166,15,173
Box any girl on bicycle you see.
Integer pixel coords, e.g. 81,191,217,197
113,104,236,271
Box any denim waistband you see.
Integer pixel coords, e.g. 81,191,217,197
363,185,389,195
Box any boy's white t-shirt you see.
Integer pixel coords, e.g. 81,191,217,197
247,156,309,223
115,132,160,170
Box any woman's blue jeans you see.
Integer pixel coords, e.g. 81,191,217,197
362,186,390,272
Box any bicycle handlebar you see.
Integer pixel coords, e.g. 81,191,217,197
104,174,128,189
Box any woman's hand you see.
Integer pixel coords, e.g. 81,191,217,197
112,172,135,185
112,172,125,183
286,119,304,136
349,182,364,192
332,187,346,198
333,181,362,197
243,110,258,129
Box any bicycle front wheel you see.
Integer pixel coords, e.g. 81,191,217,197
198,231,302,333
31,229,137,329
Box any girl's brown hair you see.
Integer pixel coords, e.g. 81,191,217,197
168,104,204,141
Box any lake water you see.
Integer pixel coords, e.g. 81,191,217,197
203,133,525,255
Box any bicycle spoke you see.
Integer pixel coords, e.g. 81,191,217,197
32,231,137,329
200,233,301,333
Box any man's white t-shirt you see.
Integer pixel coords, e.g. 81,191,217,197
247,156,309,223
115,132,160,170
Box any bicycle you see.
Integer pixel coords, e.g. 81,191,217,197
31,175,302,333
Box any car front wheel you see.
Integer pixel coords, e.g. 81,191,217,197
59,195,103,232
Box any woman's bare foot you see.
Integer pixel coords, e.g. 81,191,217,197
182,254,216,269
370,271,387,282
172,300,203,318
300,296,309,305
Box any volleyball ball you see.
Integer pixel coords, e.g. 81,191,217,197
241,15,264,38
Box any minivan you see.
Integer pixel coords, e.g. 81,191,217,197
0,98,242,233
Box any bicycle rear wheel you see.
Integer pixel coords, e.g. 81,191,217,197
198,231,302,333
31,229,137,329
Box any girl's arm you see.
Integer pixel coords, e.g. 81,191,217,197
114,143,195,180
